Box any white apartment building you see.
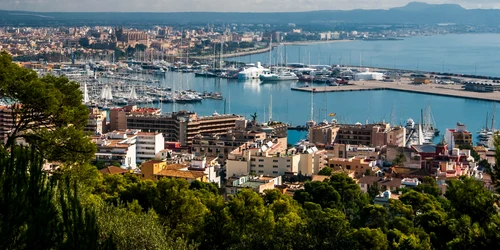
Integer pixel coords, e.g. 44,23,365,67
136,132,164,163
189,156,221,187
93,130,138,169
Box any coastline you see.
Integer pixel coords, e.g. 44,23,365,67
192,39,353,60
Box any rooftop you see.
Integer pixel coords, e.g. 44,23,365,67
412,144,437,153
99,166,129,175
155,169,205,179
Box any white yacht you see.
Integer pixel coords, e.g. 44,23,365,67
259,70,298,81
237,62,270,80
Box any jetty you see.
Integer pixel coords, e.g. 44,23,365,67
292,80,500,102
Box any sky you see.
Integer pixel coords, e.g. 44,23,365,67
1,0,500,12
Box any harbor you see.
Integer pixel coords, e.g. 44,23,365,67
292,79,500,102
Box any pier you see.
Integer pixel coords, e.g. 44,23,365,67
292,80,500,102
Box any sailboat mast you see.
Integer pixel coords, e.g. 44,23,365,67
268,37,272,68
492,103,496,132
486,112,489,131
310,91,314,122
269,94,273,122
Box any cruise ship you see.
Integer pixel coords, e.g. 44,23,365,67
237,62,270,80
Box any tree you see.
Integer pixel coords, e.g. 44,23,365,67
226,189,275,248
368,181,382,199
413,176,441,197
392,152,407,167
294,181,341,209
0,52,95,164
445,177,496,223
491,134,500,191
360,204,389,230
0,146,102,249
317,166,333,176
351,228,389,250
96,202,195,250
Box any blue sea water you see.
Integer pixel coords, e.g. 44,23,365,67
233,33,500,77
150,34,500,144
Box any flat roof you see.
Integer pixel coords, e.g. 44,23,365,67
412,144,436,153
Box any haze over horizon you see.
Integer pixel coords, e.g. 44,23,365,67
2,0,500,12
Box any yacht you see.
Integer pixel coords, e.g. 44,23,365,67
259,70,299,81
237,62,270,80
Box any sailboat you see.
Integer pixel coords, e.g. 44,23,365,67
421,104,439,142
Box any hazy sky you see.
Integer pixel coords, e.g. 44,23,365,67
2,0,500,12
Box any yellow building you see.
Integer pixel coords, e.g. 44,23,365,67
140,160,207,183
327,157,376,177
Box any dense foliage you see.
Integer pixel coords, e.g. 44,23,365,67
1,50,500,249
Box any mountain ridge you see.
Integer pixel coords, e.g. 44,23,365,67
0,2,499,26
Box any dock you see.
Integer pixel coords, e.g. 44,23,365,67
292,80,500,102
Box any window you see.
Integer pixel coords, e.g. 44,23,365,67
251,164,256,168
258,171,264,173
273,165,278,168
273,160,278,162
287,165,291,168
360,184,365,187
287,159,291,162
251,158,256,161
142,174,144,177
272,171,278,174
258,159,264,162
346,165,351,170
258,165,264,168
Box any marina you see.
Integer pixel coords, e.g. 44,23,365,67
30,33,500,145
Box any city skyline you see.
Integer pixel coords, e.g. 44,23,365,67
1,0,500,12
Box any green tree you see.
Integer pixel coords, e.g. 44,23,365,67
0,146,103,249
0,52,95,164
445,177,496,223
392,152,407,167
96,202,194,250
413,176,441,197
153,178,207,238
360,204,389,230
298,202,353,250
317,166,333,176
351,227,389,250
492,134,500,191
294,181,341,209
226,189,275,249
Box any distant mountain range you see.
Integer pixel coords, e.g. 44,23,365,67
1,2,500,26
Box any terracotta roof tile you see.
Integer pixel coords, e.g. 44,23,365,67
99,166,128,175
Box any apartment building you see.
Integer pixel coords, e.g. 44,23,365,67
309,124,339,146
327,156,378,178
92,130,138,169
445,122,473,148
125,110,243,146
139,159,219,185
0,105,16,143
191,120,268,161
85,107,107,135
136,132,164,163
336,122,405,147
109,105,161,131
226,137,299,178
